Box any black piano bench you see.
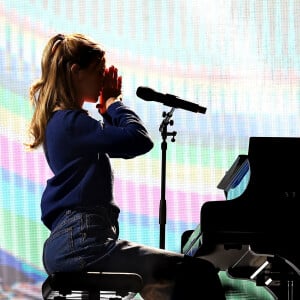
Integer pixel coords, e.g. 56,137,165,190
42,271,143,300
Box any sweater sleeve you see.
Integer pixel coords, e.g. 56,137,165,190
64,101,154,159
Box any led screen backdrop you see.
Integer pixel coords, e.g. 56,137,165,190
0,0,299,298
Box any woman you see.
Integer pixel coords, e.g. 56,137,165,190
28,33,225,299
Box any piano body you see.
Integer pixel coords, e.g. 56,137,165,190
182,137,300,299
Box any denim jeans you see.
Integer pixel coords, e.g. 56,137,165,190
42,207,226,299
43,206,119,274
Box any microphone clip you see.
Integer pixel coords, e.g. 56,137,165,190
159,107,177,142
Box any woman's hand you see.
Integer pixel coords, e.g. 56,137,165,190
97,65,122,115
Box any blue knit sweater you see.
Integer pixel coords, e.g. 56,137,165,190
41,101,154,230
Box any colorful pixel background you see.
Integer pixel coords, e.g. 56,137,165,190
0,1,299,298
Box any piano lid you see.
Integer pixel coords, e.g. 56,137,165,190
217,136,300,202
247,136,300,192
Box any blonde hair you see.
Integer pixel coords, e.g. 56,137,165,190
28,33,105,149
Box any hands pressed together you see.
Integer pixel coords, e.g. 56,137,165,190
97,65,122,115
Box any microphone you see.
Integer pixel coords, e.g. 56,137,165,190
136,86,206,114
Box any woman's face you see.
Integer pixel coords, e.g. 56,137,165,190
73,56,106,106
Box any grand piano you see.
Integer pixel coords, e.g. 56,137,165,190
182,137,300,300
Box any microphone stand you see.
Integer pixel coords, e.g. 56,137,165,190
159,107,177,249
